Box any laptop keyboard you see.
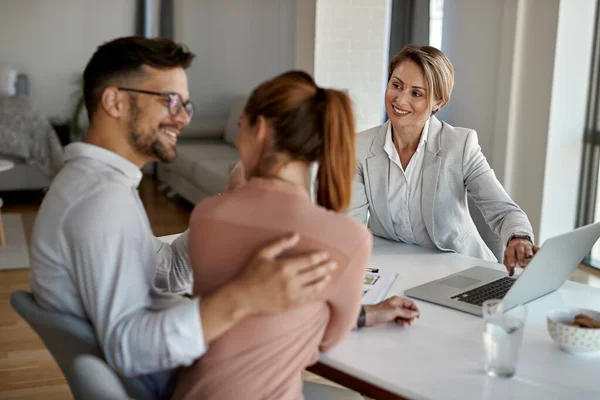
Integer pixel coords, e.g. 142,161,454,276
450,277,516,307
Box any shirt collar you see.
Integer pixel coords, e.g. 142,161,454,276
383,118,430,159
63,143,143,186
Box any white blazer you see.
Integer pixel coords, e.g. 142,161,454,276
348,116,534,262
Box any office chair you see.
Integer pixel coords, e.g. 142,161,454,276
71,355,132,399
9,291,154,400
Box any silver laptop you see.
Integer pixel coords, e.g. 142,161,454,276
405,222,600,316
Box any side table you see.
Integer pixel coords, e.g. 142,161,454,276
0,158,16,245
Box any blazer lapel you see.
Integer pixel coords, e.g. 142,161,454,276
421,117,443,244
366,122,397,240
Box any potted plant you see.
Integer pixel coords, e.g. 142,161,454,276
70,76,87,142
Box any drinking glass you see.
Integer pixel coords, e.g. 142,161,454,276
482,299,526,378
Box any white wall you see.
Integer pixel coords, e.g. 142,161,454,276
0,0,299,121
313,0,392,132
0,0,136,119
295,0,316,74
441,0,596,243
174,0,296,120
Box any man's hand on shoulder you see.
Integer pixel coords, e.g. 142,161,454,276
198,233,336,344
234,233,337,314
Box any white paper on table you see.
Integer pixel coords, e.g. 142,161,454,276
361,268,399,305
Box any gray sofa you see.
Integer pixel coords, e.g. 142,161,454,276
157,96,247,204
0,157,52,191
0,74,57,192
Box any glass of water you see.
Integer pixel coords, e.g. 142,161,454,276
482,299,526,378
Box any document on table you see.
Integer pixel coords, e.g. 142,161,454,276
362,267,399,305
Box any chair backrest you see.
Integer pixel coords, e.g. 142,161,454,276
467,197,505,262
9,291,153,400
72,355,132,400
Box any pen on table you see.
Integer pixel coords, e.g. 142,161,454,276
366,267,379,273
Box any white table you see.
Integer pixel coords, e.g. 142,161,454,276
0,158,15,245
158,233,600,399
312,237,600,400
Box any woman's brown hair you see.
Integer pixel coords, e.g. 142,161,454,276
244,71,356,212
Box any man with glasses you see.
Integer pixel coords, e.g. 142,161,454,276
28,36,341,399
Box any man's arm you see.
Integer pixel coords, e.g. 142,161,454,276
198,233,337,344
155,229,337,346
64,193,205,376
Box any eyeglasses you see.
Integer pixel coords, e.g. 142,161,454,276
117,87,194,119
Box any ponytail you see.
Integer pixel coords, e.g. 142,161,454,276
243,71,357,212
316,89,356,212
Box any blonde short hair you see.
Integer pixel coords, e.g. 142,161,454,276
388,45,454,114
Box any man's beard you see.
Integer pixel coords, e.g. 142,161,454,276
127,98,176,163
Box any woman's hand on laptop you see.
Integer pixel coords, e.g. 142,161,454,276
504,238,540,276
363,296,420,327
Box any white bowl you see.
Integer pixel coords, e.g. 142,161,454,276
547,308,600,356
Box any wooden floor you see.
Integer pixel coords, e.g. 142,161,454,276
1,176,599,400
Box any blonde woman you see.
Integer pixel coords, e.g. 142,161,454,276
349,45,538,276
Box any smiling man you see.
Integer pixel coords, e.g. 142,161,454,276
28,37,342,399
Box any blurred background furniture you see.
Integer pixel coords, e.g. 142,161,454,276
0,72,63,192
156,96,246,204
71,355,134,400
0,157,15,245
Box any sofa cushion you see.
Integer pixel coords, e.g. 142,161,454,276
0,66,18,96
192,159,239,196
178,143,239,161
180,119,226,140
164,143,238,182
223,96,248,146
162,155,193,181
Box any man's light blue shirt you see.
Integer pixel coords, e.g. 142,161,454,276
29,143,205,376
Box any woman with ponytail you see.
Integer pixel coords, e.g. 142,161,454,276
172,71,415,400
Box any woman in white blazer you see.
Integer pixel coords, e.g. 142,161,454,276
349,45,538,276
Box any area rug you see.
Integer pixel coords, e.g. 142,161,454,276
0,213,29,270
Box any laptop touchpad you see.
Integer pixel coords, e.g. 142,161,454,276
438,276,481,289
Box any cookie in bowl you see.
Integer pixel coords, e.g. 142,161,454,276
547,308,600,356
